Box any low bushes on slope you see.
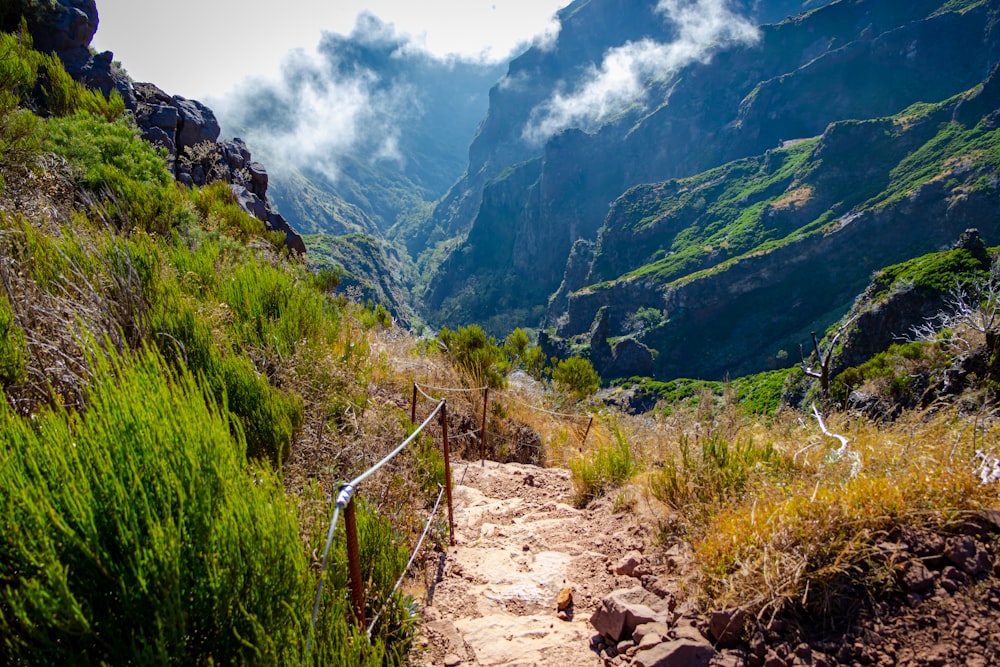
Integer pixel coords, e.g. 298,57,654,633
0,29,420,664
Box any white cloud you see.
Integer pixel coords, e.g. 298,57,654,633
523,0,760,145
211,47,409,183
92,0,568,99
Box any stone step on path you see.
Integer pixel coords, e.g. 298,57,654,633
414,460,647,667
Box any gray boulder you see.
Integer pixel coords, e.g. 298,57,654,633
590,587,672,642
174,97,221,151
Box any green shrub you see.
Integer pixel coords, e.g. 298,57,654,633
413,433,446,498
552,356,600,399
220,258,330,358
504,327,548,377
0,294,27,386
43,112,189,235
830,341,938,404
0,347,307,664
569,425,636,505
438,324,507,388
218,354,303,463
150,288,304,464
189,182,268,240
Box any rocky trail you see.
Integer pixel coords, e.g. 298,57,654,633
412,460,651,666
411,459,1000,667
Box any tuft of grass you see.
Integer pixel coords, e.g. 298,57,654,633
0,293,27,386
647,432,788,515
569,422,637,506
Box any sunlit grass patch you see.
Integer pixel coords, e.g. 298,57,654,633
569,422,638,506
691,412,1000,619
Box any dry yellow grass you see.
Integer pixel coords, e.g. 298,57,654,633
687,409,1000,618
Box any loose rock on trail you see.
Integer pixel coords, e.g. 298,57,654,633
413,460,650,667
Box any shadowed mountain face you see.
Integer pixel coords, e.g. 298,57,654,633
420,0,1000,381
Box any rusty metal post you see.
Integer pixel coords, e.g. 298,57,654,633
343,497,366,627
440,400,455,546
410,383,418,425
480,387,489,466
580,416,594,449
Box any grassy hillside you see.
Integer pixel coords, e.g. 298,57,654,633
0,28,423,664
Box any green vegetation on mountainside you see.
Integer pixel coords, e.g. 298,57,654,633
0,28,420,665
592,89,999,293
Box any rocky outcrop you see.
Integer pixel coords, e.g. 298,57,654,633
21,0,305,255
23,0,97,53
831,229,993,376
589,307,656,380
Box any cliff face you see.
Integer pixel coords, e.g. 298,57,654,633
25,0,306,253
425,0,1000,343
560,67,1000,379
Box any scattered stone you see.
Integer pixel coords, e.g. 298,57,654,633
708,608,746,648
673,618,706,644
794,642,812,661
714,650,746,667
618,639,637,653
763,651,785,667
946,536,991,576
900,527,947,567
443,653,462,667
633,638,715,667
901,560,936,593
633,622,670,645
557,586,574,611
641,574,677,601
557,610,569,621
614,550,645,577
591,587,671,642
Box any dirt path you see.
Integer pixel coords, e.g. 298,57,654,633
413,460,646,667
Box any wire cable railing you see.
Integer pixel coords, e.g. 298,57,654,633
304,398,449,663
365,483,446,638
304,378,596,661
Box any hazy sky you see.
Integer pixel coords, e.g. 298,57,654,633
91,0,569,99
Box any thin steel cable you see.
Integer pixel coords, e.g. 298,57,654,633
504,393,591,421
415,382,487,394
305,399,445,662
353,400,445,488
304,501,342,661
366,484,446,638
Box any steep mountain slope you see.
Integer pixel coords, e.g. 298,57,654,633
427,0,830,246
425,0,1000,348
562,67,1000,380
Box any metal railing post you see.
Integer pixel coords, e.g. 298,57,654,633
344,497,366,627
581,416,594,448
410,383,417,425
441,400,455,546
480,387,489,466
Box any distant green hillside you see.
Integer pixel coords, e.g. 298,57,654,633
555,64,1000,380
